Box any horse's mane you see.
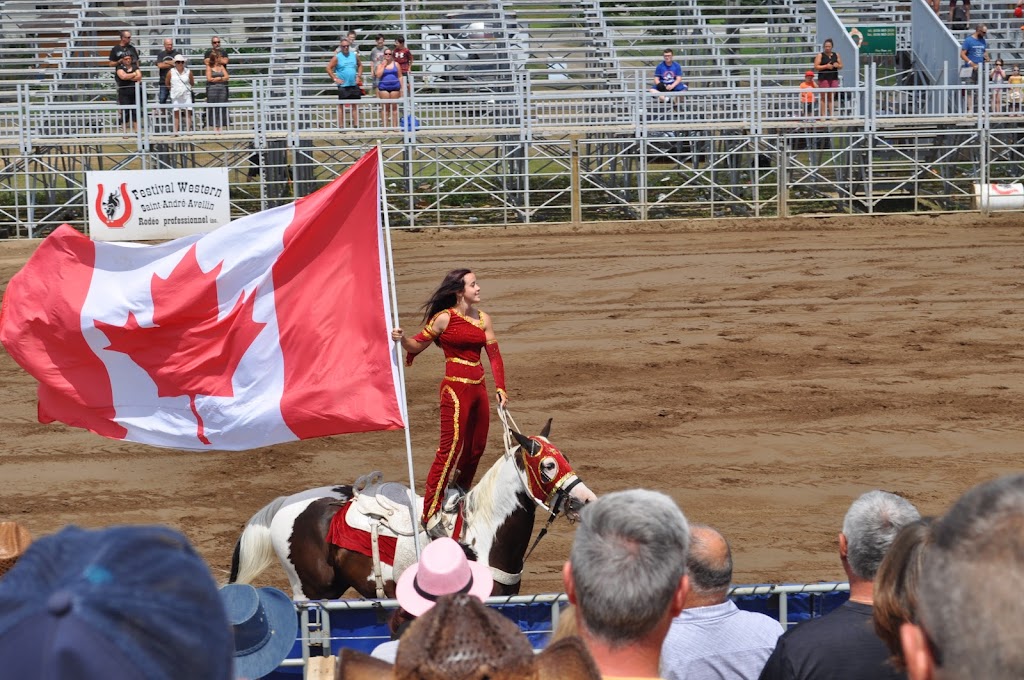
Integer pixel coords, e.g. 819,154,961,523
463,451,527,529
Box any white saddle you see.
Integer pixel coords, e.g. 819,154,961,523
347,479,424,537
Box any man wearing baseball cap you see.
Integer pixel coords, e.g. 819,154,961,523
800,70,817,120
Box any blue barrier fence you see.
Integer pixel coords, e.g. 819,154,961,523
266,582,851,677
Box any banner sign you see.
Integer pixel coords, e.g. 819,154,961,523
86,168,231,241
849,26,896,56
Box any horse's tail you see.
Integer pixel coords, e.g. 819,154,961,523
228,495,291,585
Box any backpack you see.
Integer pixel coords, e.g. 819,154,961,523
952,4,968,32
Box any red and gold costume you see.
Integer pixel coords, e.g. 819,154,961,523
407,308,506,523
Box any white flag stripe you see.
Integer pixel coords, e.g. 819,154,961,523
81,204,298,450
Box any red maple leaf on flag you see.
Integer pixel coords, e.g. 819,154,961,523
94,245,266,445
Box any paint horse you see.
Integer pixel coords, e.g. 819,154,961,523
228,417,597,599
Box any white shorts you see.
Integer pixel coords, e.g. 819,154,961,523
171,93,193,110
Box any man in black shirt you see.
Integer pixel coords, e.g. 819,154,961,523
758,491,920,680
108,30,139,67
203,36,230,67
154,38,179,105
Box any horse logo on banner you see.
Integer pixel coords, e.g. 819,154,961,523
94,183,133,228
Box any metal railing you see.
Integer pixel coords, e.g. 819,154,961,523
5,69,1024,238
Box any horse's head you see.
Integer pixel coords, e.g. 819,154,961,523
508,418,597,522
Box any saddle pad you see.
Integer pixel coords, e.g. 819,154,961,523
326,502,398,566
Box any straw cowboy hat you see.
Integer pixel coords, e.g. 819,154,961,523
335,593,602,680
0,522,32,578
219,584,297,680
395,537,493,617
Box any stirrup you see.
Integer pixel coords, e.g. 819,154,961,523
423,514,449,540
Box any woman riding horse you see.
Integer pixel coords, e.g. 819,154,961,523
391,269,507,539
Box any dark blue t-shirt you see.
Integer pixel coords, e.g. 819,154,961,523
655,61,683,86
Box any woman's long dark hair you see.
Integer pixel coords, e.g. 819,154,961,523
419,269,473,347
421,268,472,323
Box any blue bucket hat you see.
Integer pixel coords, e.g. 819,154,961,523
0,524,233,680
219,584,297,679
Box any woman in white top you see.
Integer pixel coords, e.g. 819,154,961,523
165,55,195,133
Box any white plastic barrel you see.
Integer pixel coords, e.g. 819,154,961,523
974,183,1024,211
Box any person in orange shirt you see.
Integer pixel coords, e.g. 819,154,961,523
392,269,508,538
799,70,817,120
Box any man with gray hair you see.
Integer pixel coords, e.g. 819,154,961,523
661,524,783,679
563,489,690,679
900,473,1024,680
759,490,920,680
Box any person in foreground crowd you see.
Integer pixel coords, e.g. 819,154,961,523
391,269,508,539
219,583,297,680
872,517,934,673
0,524,233,679
0,521,32,579
370,536,492,663
337,593,601,680
563,488,690,679
758,490,920,680
901,473,1024,680
662,524,783,680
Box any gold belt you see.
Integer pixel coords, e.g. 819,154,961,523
446,357,481,367
444,375,484,385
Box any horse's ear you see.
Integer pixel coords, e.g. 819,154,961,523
539,418,553,439
512,430,539,455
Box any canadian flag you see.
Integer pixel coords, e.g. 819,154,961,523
0,149,405,450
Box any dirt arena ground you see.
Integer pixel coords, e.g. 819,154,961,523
2,213,1023,594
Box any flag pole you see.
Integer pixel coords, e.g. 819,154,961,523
378,142,423,559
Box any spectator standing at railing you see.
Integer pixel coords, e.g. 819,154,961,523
204,36,229,68
369,34,388,93
376,48,403,128
328,39,362,128
813,38,843,118
800,70,817,121
960,24,988,113
205,50,230,132
1008,64,1023,112
661,524,783,680
393,36,414,93
114,52,142,133
650,48,686,103
166,55,195,133
107,30,139,67
154,38,179,107
758,491,920,680
991,58,1007,112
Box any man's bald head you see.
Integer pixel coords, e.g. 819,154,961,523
685,524,733,606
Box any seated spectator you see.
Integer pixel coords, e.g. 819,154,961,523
651,49,687,101
338,593,601,680
563,489,690,679
662,524,783,680
219,584,297,680
901,473,1024,680
872,518,934,673
371,537,492,663
759,490,920,680
0,521,32,578
0,524,233,679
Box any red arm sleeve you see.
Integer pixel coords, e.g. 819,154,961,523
485,340,506,397
404,326,436,366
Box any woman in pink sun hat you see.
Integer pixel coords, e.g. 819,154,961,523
371,537,493,662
